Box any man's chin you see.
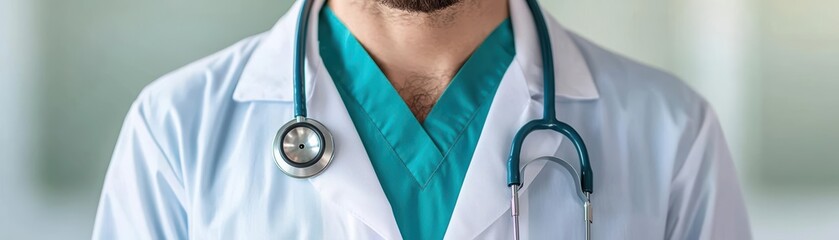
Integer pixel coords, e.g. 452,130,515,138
377,0,462,13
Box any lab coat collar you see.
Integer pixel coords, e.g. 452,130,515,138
232,0,591,238
306,65,404,240
232,0,599,102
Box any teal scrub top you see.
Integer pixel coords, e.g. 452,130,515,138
318,7,515,240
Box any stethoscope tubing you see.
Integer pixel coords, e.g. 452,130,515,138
284,0,595,238
293,0,316,118
503,0,593,199
508,0,594,239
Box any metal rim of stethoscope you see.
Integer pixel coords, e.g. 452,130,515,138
273,116,335,178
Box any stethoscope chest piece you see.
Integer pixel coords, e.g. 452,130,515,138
273,117,335,178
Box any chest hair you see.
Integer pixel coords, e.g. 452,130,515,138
391,74,452,123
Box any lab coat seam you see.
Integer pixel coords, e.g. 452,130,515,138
137,91,187,193
134,92,192,237
665,104,714,239
669,101,709,183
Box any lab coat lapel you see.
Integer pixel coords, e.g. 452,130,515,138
304,2,401,239
444,0,596,238
234,0,402,238
443,62,563,240
306,64,402,240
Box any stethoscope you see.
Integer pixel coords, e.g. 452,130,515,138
271,0,594,239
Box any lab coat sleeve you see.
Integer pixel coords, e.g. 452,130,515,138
92,94,188,239
665,107,751,239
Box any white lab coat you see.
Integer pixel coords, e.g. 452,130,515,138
92,0,751,239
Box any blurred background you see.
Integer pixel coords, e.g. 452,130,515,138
1,0,837,238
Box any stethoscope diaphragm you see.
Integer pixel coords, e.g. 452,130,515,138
273,117,335,178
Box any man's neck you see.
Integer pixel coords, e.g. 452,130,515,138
327,0,509,122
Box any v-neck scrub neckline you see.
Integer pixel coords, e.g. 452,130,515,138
318,6,515,240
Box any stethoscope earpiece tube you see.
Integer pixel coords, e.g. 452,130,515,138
293,0,315,118
509,0,594,239
507,0,593,195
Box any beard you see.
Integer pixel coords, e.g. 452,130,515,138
376,0,462,13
